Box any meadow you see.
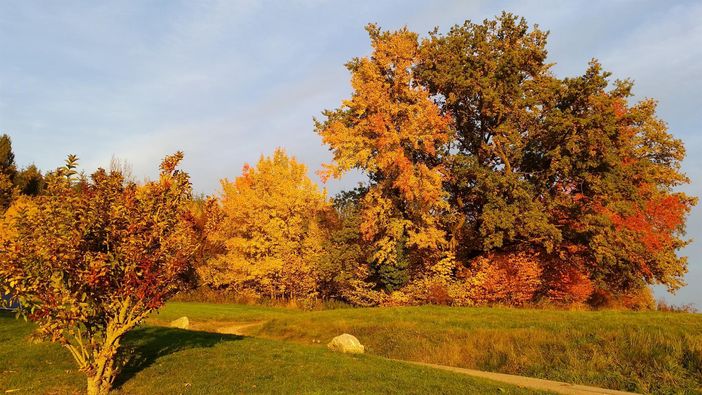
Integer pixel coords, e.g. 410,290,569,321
3,303,702,393
151,302,702,394
1,310,545,395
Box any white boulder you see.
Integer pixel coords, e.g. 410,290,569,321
327,333,365,354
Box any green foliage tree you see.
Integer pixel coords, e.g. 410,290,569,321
416,13,696,296
15,164,45,196
0,134,17,212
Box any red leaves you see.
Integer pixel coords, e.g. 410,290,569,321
470,252,543,306
0,152,199,350
541,259,594,305
601,193,689,255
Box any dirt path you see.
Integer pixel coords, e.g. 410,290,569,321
392,360,638,395
215,321,266,335
150,319,267,335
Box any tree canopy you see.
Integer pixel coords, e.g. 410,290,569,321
316,13,695,304
0,152,201,394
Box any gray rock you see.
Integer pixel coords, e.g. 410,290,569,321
170,316,189,329
327,333,365,354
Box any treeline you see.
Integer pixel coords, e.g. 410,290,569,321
0,135,44,210
2,14,696,309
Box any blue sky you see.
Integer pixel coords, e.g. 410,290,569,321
1,0,700,306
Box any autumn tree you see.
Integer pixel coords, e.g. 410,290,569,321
200,148,330,300
0,152,200,395
319,14,695,306
416,13,695,298
315,25,454,291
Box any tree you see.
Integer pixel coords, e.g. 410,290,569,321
15,164,45,196
318,14,695,305
0,152,200,395
200,148,330,300
0,134,17,212
315,24,454,290
416,13,561,259
317,186,375,301
415,13,696,297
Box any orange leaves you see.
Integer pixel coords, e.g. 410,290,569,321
468,252,543,306
541,256,594,305
598,193,691,256
316,25,453,272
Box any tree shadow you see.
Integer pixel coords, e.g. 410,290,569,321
113,326,242,389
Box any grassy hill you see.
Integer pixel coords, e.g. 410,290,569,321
150,302,702,394
0,311,544,394
3,303,701,394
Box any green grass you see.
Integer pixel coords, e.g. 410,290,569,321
151,302,702,394
0,312,544,395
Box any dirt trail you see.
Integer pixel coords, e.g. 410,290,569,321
150,319,267,335
392,360,638,395
215,321,266,335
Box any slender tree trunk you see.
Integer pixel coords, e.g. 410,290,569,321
86,374,110,395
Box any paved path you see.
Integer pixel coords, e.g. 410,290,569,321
392,360,638,395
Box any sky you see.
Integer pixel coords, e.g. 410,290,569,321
1,0,700,306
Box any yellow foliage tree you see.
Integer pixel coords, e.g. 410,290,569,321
315,24,453,288
200,148,330,300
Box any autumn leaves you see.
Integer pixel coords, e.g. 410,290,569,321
191,15,695,309
310,14,695,307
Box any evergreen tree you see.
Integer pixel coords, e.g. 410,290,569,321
0,134,17,212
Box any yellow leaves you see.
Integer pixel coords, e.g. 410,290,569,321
202,148,330,299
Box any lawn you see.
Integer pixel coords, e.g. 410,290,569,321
0,311,545,394
150,302,702,394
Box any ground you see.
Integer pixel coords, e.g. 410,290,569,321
151,303,702,394
2,303,701,394
0,311,544,394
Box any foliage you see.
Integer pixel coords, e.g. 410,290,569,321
315,24,454,289
316,186,373,300
0,152,200,395
317,14,695,306
15,164,45,196
200,148,331,300
0,134,17,212
466,252,543,306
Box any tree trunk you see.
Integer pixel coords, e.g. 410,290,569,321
86,374,111,395
86,345,118,395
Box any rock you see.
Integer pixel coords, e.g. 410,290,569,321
327,333,364,354
170,316,189,329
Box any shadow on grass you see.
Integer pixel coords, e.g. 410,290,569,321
113,326,242,389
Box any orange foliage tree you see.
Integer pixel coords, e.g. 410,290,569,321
316,24,454,291
0,153,200,395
